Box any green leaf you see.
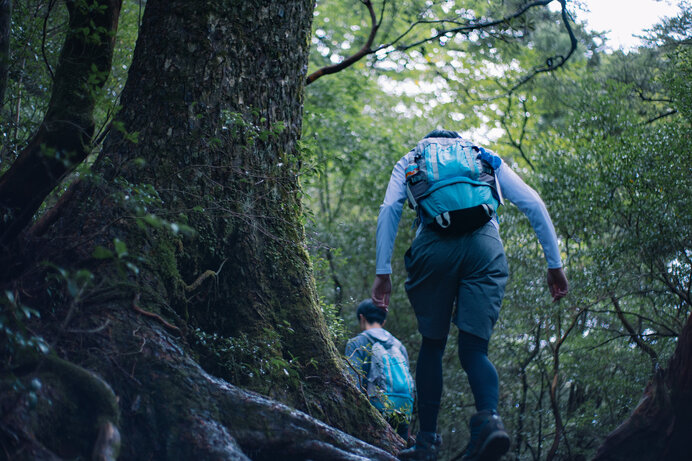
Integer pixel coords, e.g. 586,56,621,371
142,214,164,228
114,238,128,258
92,246,114,259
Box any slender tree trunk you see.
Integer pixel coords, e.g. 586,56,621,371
0,0,401,459
0,0,10,107
514,324,541,460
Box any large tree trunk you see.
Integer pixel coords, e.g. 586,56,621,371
593,313,692,460
0,1,402,459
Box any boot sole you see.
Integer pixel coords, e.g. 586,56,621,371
478,431,510,461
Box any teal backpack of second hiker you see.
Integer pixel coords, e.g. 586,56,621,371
365,336,415,418
405,135,503,234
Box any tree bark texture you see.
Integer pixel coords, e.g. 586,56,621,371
0,0,402,459
593,313,692,460
2,309,398,461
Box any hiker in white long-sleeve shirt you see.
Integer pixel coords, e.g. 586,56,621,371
371,129,569,461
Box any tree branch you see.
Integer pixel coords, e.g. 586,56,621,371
41,0,57,80
306,0,380,85
611,296,659,371
643,109,677,125
507,0,578,94
382,0,555,53
500,95,535,169
325,246,344,308
307,0,564,87
546,307,583,460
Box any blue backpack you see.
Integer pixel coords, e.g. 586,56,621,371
405,135,503,234
365,336,415,418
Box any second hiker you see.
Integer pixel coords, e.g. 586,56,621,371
345,298,415,442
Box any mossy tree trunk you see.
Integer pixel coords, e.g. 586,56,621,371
0,1,401,459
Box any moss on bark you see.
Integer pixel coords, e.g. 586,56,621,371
0,0,403,458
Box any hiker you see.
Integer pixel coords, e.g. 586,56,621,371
371,129,569,461
345,299,415,441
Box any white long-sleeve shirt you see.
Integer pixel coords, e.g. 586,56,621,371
375,151,563,274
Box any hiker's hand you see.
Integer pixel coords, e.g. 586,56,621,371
547,267,569,302
371,274,391,311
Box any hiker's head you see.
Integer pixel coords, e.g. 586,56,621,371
423,129,460,139
356,298,387,328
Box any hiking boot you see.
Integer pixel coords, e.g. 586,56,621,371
461,410,510,461
398,431,442,461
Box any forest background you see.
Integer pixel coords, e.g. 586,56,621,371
0,0,690,460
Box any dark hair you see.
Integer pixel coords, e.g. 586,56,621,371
356,299,387,325
423,129,460,139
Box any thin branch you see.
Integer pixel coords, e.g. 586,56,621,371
507,0,578,94
26,178,81,237
588,306,679,339
642,109,677,125
382,0,556,52
343,354,366,393
306,0,380,85
41,0,57,80
325,247,344,308
634,88,674,104
546,307,583,460
611,295,659,371
651,257,691,308
500,95,535,169
307,0,561,86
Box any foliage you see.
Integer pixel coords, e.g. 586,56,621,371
0,0,141,172
1,0,690,458
0,290,49,362
190,324,304,398
304,1,691,459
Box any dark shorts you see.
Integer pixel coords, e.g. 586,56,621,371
404,221,509,340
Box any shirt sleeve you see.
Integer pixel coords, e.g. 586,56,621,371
496,160,563,269
400,343,410,366
375,154,410,275
345,335,371,391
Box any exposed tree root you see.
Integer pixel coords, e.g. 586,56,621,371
1,309,402,460
92,421,121,461
131,293,181,333
1,352,120,460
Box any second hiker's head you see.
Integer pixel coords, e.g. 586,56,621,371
356,298,387,329
423,128,460,139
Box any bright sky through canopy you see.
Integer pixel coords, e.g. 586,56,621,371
555,0,682,50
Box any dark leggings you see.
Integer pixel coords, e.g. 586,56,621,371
458,330,499,412
416,331,498,433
